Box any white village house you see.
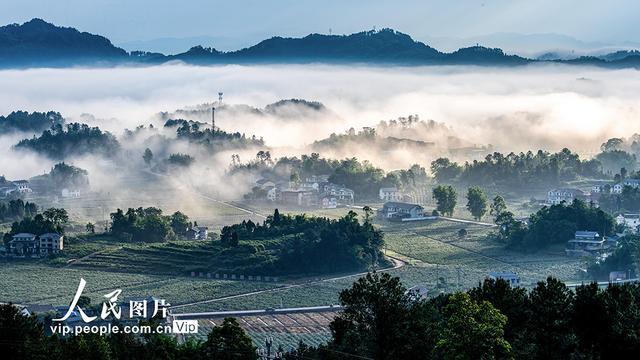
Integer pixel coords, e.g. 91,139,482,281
258,176,354,208
0,180,33,198
12,180,32,194
323,184,354,205
378,202,425,220
61,188,81,198
379,187,403,202
546,188,586,205
38,233,64,255
320,196,338,209
612,179,640,194
7,233,64,257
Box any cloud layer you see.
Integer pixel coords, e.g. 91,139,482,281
1,63,639,179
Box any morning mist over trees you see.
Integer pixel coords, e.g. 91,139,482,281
2,1,640,359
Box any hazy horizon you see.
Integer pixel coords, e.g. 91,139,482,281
3,1,640,55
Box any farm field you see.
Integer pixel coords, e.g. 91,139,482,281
380,219,585,286
66,238,286,276
0,262,279,306
174,218,587,313
1,203,585,315
190,311,337,349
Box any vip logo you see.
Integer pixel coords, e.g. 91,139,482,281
173,320,198,334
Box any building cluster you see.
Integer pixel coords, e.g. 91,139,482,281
0,179,32,198
546,180,640,206
253,176,354,208
546,188,595,206
592,178,640,195
1,232,64,257
0,178,82,199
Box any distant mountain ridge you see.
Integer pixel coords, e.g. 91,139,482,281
0,18,126,66
0,19,639,68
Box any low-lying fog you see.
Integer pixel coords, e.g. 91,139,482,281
1,63,639,202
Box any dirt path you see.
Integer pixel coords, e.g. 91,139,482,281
438,216,497,227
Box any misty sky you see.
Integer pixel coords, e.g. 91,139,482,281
2,0,639,53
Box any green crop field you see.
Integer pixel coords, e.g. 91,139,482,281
173,217,587,313
2,207,587,315
0,261,280,306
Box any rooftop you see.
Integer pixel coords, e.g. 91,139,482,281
575,230,599,237
382,201,423,210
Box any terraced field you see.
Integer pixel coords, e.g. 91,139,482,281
191,311,336,349
67,238,287,277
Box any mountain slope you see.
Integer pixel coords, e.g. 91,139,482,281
0,19,639,68
0,18,127,66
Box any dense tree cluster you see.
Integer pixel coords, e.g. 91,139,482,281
312,116,459,155
311,124,436,168
109,207,192,242
0,199,38,222
432,185,457,216
14,123,120,159
167,153,195,167
314,273,640,359
596,149,636,174
166,119,265,150
220,209,385,274
28,162,90,194
231,152,425,199
5,273,640,359
328,158,402,199
595,136,640,173
0,110,64,134
431,149,603,191
495,199,615,251
466,186,488,220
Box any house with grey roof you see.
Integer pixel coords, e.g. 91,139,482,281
378,202,425,221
